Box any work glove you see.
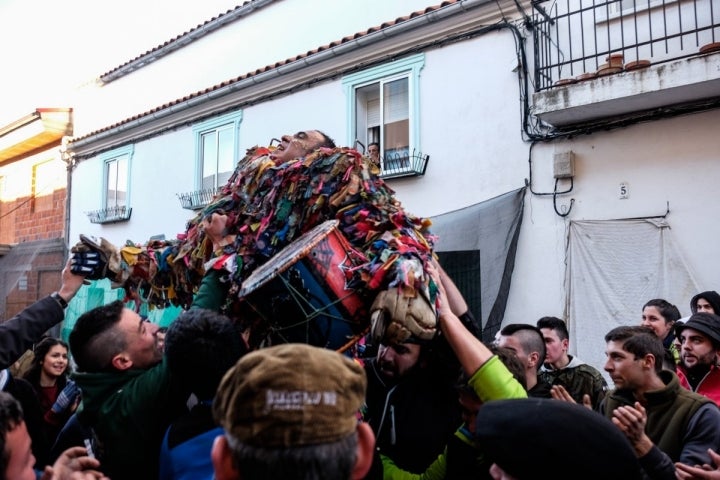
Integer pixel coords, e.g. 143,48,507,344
51,380,80,414
70,251,105,279
370,288,437,345
70,235,123,283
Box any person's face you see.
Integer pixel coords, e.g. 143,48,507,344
118,308,161,369
4,421,36,480
497,335,530,369
368,144,380,159
696,298,716,314
41,344,69,379
270,130,325,164
641,306,673,339
377,342,421,380
540,328,568,365
679,327,718,370
458,391,483,434
603,340,645,390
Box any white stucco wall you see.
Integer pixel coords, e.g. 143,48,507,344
67,0,720,372
505,108,720,333
70,0,455,135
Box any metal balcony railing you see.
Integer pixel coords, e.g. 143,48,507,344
533,0,720,90
86,205,132,224
176,188,219,210
380,149,430,179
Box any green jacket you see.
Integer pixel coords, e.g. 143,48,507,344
74,357,190,480
382,355,527,479
73,271,226,479
540,355,608,408
601,370,712,462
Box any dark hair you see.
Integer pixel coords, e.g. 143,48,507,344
456,344,527,397
314,130,336,149
368,142,380,149
23,337,71,388
227,430,357,479
642,299,681,324
690,291,720,315
491,344,528,390
499,324,547,372
165,308,247,400
69,300,126,373
0,391,24,475
536,316,569,341
604,325,665,373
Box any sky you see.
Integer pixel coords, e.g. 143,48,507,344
0,0,242,125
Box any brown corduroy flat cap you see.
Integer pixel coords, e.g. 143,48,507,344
213,343,367,448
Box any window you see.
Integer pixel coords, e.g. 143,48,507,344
102,146,132,211
32,160,61,212
343,54,425,174
193,111,242,191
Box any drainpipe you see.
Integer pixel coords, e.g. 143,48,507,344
60,136,75,248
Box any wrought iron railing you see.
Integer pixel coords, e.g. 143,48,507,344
86,205,132,224
381,149,430,179
176,188,219,210
533,0,720,90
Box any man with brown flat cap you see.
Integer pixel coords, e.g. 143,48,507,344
211,343,375,480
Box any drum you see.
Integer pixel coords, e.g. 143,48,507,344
238,220,369,352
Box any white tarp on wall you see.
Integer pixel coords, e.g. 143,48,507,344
567,218,699,381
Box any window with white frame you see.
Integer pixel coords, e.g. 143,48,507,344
102,145,132,211
343,54,425,173
193,111,242,191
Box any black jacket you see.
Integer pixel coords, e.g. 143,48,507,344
0,296,64,370
364,358,462,473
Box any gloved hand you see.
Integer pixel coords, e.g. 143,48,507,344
51,380,80,414
70,235,123,283
70,251,105,279
370,288,437,345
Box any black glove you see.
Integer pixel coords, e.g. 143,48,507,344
70,250,106,279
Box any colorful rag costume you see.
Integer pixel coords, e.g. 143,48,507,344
82,145,438,351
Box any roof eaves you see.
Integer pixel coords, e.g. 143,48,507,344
70,0,518,148
99,0,277,83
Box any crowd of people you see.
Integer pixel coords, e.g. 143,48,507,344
2,131,720,479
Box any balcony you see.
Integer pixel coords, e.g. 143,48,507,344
380,149,430,179
532,0,720,127
176,188,219,210
86,205,132,224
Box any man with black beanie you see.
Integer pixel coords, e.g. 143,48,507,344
675,312,720,406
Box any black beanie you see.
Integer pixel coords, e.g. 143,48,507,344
475,398,643,479
690,291,720,315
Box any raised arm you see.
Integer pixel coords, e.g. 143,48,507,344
0,258,85,369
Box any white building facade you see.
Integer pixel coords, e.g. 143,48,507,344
65,0,720,372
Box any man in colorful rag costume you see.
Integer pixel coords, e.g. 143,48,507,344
72,130,439,353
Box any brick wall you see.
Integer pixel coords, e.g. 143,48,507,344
6,188,67,244
3,248,65,319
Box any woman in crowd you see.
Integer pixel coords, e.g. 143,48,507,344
22,337,79,447
641,298,682,370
